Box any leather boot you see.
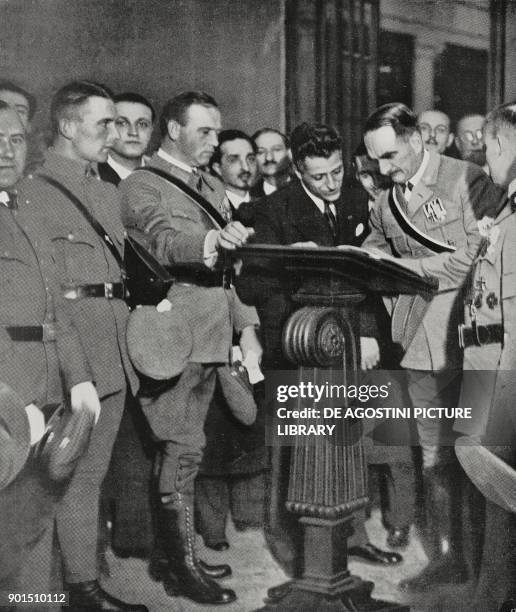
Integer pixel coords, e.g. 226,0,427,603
158,494,236,604
149,547,232,580
399,463,468,593
66,580,148,611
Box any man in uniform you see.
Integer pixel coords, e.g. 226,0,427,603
120,91,261,606
19,81,147,611
455,101,516,610
0,100,103,603
362,102,502,592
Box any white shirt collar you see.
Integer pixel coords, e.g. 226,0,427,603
407,149,430,191
263,180,276,196
508,178,516,199
225,189,250,209
107,154,143,180
299,179,336,215
157,148,194,174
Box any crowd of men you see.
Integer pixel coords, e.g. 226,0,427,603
0,76,515,612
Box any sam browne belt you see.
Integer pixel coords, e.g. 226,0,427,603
458,322,503,348
63,282,126,300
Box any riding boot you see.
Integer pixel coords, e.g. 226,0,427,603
158,492,236,604
399,462,468,592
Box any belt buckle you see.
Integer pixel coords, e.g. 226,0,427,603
104,282,114,299
63,287,78,300
458,323,465,348
472,320,488,346
222,268,233,289
42,323,56,342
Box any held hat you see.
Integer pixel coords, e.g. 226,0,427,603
455,436,516,514
34,404,95,483
0,382,31,489
127,306,193,380
217,362,257,426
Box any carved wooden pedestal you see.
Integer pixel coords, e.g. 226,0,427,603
258,304,408,612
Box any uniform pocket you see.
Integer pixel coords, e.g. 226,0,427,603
51,229,96,281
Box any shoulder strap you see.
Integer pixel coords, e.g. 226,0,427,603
390,186,456,254
37,174,124,269
135,166,227,228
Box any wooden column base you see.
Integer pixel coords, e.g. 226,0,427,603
256,579,409,611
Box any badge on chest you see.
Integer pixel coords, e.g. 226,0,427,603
423,197,447,223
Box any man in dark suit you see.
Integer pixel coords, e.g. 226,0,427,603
18,81,146,611
98,92,154,186
120,91,261,606
362,102,503,593
250,127,292,199
210,129,258,226
97,92,156,562
247,123,403,580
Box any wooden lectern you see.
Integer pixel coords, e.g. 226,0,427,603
237,245,438,612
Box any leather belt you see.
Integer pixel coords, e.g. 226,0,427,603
4,323,57,342
458,322,503,348
63,282,126,300
172,267,233,289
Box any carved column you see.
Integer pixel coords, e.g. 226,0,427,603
260,304,408,611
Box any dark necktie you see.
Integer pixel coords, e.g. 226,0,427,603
0,190,18,210
188,168,203,193
323,201,338,243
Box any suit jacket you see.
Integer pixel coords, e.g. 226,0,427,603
238,179,372,368
19,150,138,399
98,161,122,186
120,152,259,364
253,178,368,247
363,150,504,370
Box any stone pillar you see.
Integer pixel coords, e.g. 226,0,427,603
413,40,444,113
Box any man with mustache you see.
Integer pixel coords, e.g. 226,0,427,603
98,92,155,186
210,129,258,224
250,127,292,198
362,102,502,594
417,110,454,155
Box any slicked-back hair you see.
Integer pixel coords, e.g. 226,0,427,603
50,80,113,138
484,103,516,138
210,129,256,168
290,123,342,167
252,127,289,148
159,91,218,137
364,102,418,139
114,92,156,123
0,80,37,120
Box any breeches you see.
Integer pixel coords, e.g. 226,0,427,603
406,369,462,469
139,363,217,495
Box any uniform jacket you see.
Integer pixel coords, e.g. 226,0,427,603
363,150,503,370
120,152,259,364
0,382,31,490
0,193,91,407
19,150,138,399
457,204,516,435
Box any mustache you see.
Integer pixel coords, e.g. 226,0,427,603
238,172,251,181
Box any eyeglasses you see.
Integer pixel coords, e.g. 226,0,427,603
459,129,483,143
418,123,449,136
